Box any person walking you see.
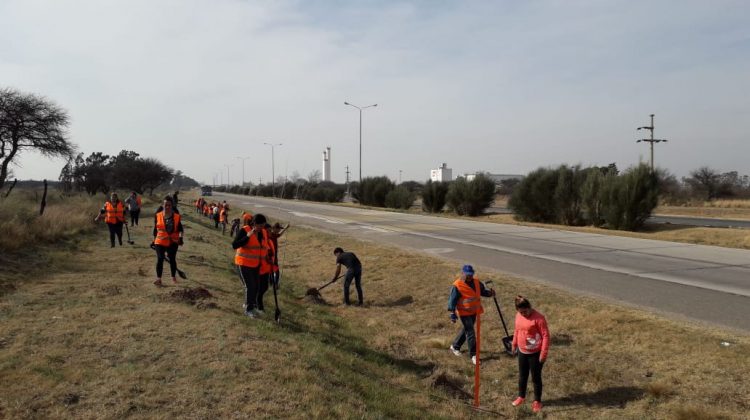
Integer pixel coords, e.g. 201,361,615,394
124,191,142,227
447,265,495,365
233,213,273,318
97,192,125,247
331,247,363,306
510,295,550,414
219,205,228,234
152,197,184,286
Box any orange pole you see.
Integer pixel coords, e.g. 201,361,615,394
474,313,481,408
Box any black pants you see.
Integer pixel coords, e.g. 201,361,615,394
129,209,140,226
107,222,123,246
155,243,178,278
238,265,260,311
518,351,544,402
257,273,270,310
343,266,363,305
452,315,477,356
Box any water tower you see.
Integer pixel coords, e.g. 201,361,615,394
322,147,331,181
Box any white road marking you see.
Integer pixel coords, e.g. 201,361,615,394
289,211,346,224
423,248,455,254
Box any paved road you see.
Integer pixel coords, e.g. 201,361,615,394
217,193,750,332
488,207,750,229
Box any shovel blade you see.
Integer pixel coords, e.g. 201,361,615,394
502,335,514,356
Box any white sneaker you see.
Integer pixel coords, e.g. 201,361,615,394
245,311,255,318
254,309,265,316
449,346,461,356
472,356,477,365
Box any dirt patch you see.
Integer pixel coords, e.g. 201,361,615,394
196,301,218,310
189,234,209,243
99,285,121,297
62,393,80,406
379,295,413,307
428,372,471,400
301,289,327,305
163,287,214,306
137,267,147,277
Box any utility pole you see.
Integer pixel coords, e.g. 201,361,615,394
224,164,232,188
399,169,402,185
345,164,351,195
263,142,282,197
236,156,250,186
637,114,668,171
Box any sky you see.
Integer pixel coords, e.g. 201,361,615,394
2,0,749,185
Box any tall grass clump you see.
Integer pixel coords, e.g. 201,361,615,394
355,176,395,207
510,163,659,231
384,185,415,209
446,173,495,216
421,180,449,213
0,190,98,252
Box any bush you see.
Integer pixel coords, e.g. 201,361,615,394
554,165,587,225
446,174,496,216
385,186,415,209
303,181,347,203
581,169,605,227
421,180,449,213
355,176,395,207
599,164,658,230
509,168,559,223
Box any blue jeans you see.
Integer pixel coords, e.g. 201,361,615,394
343,266,363,305
452,315,477,356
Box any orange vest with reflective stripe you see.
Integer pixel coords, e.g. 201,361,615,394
235,226,271,269
104,201,125,224
453,277,484,316
260,227,275,275
220,208,227,223
154,211,181,246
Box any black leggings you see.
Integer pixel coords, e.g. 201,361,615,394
107,222,123,246
129,209,140,226
155,244,178,278
257,273,269,310
518,351,544,402
238,265,260,311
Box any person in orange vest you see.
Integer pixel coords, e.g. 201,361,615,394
269,222,289,288
97,192,126,248
124,191,142,227
447,265,495,365
510,295,550,414
219,205,228,234
232,213,273,318
152,197,184,286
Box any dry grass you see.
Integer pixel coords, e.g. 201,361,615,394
1,194,749,418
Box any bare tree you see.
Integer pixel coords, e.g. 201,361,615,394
0,88,75,193
307,169,321,183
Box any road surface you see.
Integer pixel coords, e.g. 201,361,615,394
217,193,750,332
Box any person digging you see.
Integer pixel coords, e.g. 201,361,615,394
331,247,363,306
447,264,495,365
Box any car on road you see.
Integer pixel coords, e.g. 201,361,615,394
201,185,212,196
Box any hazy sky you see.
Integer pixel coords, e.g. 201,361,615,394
2,0,749,185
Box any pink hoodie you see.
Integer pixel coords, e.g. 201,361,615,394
511,309,550,361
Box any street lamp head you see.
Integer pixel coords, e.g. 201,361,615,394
636,140,642,143
344,101,350,105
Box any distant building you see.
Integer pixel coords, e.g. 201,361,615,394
322,147,331,182
430,163,452,182
465,173,524,184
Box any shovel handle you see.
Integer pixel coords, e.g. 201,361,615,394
317,274,345,292
493,295,512,337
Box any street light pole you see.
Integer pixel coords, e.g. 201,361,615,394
637,114,668,171
263,142,282,197
224,164,232,188
235,156,250,187
399,169,402,184
344,101,377,183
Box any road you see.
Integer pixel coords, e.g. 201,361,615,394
488,207,750,229
217,193,750,332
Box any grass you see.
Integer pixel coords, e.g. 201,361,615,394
1,192,749,418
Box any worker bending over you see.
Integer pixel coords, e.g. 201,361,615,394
331,247,363,306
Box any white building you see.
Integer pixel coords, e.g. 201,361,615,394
322,147,331,182
430,163,452,182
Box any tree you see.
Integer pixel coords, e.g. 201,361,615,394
446,173,496,216
684,166,722,200
422,180,449,213
307,169,322,184
1,88,75,193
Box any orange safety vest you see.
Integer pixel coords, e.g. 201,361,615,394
219,208,227,223
235,226,272,270
453,277,484,316
104,201,125,224
261,227,275,275
154,211,181,246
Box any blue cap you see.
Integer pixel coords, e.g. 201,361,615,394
462,264,474,275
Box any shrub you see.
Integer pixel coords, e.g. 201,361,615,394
600,164,658,230
446,174,496,216
356,176,395,207
385,186,415,209
554,165,586,225
421,180,449,213
509,167,559,223
581,169,605,227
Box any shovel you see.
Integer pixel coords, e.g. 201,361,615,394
150,243,188,279
272,272,281,323
485,281,514,356
305,274,344,297
124,223,135,245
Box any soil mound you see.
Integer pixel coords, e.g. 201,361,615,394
165,287,214,306
301,291,327,305
428,372,471,400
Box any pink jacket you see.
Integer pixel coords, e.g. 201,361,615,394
511,309,550,361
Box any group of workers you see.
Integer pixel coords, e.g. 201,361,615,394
195,197,231,234
97,192,549,413
448,264,550,413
